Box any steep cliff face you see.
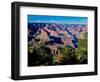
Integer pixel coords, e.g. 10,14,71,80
28,23,87,48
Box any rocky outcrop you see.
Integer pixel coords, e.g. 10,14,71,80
28,22,87,55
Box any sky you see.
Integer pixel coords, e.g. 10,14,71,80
28,15,88,24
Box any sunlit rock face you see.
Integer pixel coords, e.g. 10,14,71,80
28,23,87,48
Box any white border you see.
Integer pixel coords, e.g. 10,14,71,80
20,6,94,76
